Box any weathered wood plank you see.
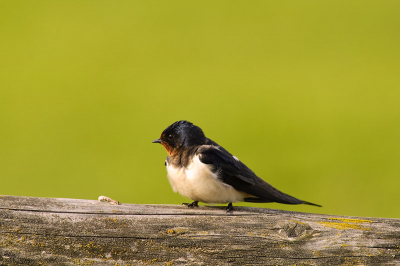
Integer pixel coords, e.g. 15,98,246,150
1,195,399,265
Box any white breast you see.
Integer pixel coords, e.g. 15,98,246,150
166,155,247,204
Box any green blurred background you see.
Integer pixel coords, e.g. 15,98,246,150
1,1,399,218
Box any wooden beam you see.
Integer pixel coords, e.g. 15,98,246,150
1,195,399,265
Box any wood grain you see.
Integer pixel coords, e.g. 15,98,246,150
1,195,399,265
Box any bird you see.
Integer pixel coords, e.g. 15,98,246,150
152,120,321,211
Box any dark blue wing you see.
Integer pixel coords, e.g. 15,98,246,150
197,141,321,206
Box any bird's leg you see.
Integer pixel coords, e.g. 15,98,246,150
226,202,234,212
182,201,199,208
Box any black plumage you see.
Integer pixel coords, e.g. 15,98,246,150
197,142,321,207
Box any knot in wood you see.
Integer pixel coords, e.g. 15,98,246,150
280,221,312,238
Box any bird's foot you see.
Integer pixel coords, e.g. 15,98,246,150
182,201,199,208
226,203,234,212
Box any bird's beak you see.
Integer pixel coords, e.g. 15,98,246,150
152,138,162,144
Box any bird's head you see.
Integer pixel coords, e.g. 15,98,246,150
152,120,206,156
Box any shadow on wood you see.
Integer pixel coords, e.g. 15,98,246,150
1,195,399,265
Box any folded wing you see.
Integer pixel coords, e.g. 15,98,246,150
197,142,321,207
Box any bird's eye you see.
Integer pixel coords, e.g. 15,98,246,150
168,134,174,140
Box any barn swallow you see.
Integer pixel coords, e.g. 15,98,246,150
152,120,321,211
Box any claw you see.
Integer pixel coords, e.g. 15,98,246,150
226,202,233,212
182,201,199,208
